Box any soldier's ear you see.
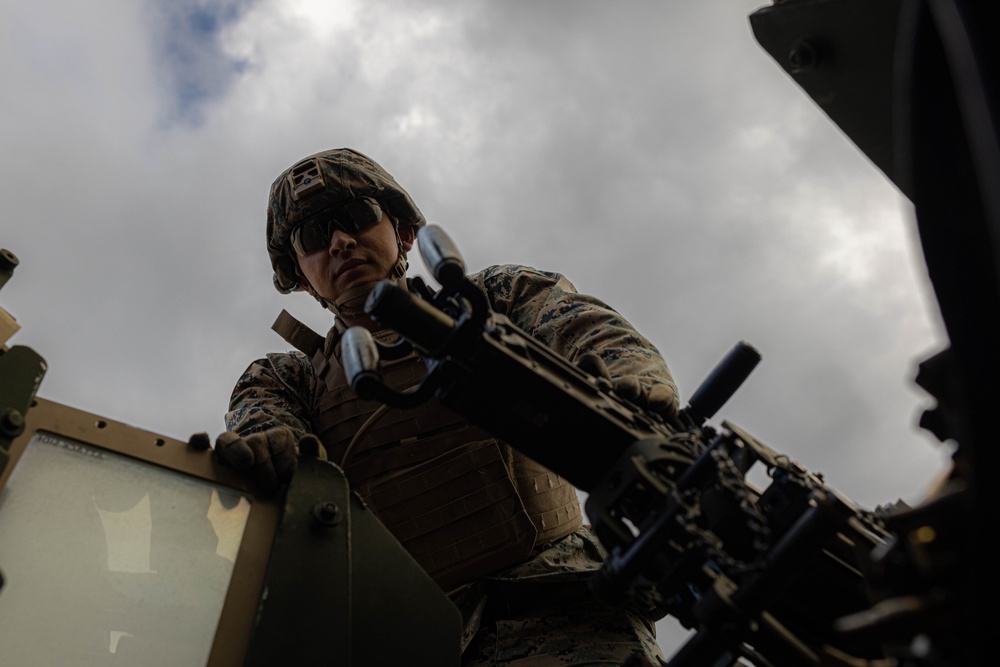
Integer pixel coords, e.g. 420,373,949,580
298,278,318,298
399,224,416,252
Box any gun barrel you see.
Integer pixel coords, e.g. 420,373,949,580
686,341,761,424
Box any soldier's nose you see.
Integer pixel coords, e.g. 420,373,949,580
329,229,357,254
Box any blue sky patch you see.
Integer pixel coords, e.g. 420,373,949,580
150,0,256,125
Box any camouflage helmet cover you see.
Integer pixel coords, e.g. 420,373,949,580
267,148,426,293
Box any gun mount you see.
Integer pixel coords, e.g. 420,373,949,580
341,225,897,666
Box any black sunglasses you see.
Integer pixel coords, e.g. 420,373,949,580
290,198,384,256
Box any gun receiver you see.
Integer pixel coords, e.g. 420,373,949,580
342,225,891,666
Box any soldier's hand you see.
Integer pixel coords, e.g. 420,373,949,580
612,376,678,417
577,352,680,421
191,427,297,496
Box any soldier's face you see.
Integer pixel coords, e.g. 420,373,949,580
296,210,414,302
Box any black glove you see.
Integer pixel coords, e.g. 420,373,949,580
189,427,325,496
577,352,679,420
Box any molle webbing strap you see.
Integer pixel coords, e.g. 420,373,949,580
357,438,538,591
345,423,495,486
314,376,472,462
424,514,538,592
512,454,583,543
364,439,511,515
531,503,582,543
387,477,524,543
271,309,325,357
312,349,474,461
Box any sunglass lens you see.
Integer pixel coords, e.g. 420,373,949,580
291,199,383,256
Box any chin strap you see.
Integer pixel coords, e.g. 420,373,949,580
329,284,374,319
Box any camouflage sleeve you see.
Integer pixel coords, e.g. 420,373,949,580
470,264,678,404
224,351,316,439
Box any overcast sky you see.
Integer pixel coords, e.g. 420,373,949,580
2,0,954,654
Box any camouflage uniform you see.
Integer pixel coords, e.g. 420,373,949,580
228,263,674,665
234,146,678,664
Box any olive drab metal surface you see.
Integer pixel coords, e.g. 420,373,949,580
245,456,461,667
750,0,907,197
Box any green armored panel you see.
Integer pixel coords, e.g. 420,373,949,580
245,456,463,667
750,0,905,197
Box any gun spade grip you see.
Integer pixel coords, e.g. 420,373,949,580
417,225,466,288
341,327,381,389
686,341,761,424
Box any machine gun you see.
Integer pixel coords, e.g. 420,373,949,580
341,225,896,667
343,0,996,661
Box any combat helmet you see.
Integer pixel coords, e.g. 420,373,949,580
267,148,425,315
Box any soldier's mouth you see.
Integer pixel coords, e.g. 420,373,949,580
336,259,367,277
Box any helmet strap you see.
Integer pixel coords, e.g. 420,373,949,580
329,285,373,319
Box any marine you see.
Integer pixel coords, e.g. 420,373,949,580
215,148,680,664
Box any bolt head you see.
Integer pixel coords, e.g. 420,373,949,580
312,500,343,528
0,409,25,437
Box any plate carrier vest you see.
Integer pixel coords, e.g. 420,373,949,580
272,310,583,591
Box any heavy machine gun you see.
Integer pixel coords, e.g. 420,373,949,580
341,225,898,667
